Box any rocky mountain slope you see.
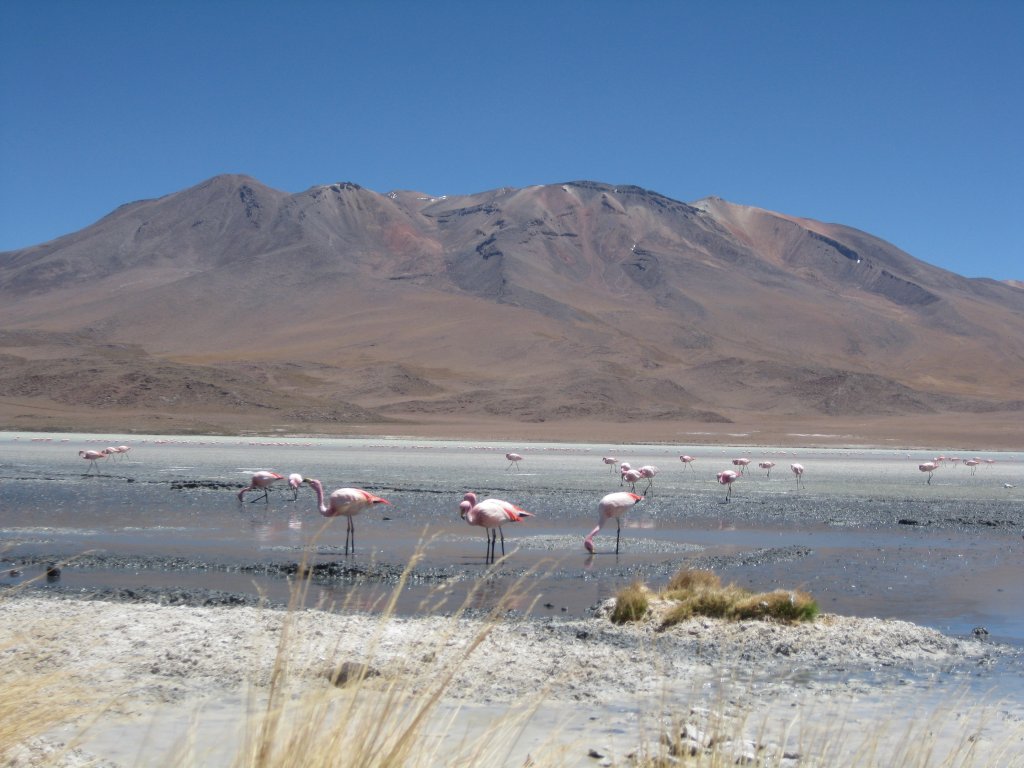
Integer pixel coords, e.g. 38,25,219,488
1,175,1021,443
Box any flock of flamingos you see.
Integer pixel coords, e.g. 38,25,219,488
75,445,1005,564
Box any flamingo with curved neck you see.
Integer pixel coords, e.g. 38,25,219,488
584,491,643,554
306,478,391,555
459,491,533,563
237,471,284,503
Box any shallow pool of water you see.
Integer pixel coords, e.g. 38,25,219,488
1,432,1022,644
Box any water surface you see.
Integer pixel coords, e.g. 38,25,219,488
1,432,1021,644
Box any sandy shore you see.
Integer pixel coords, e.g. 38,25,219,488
3,594,1024,767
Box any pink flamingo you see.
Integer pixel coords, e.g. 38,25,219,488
79,450,107,473
732,458,751,475
306,479,392,555
618,462,632,486
238,471,285,502
505,452,523,471
918,462,938,484
759,461,776,478
602,456,618,473
963,459,980,476
288,473,305,500
791,463,805,488
116,445,131,460
638,465,659,495
679,455,696,472
101,446,121,462
621,468,642,492
717,470,740,500
584,491,643,554
459,492,533,563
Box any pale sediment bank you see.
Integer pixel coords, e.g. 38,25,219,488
3,595,1024,767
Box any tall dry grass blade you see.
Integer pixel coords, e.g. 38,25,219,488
228,535,559,768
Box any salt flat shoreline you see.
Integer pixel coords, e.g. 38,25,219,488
4,593,1024,766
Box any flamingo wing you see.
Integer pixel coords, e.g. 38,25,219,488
477,498,532,523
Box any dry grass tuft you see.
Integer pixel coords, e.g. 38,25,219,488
638,569,820,628
611,580,651,624
0,655,88,763
665,568,722,593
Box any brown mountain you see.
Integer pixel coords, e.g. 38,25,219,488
1,175,1022,446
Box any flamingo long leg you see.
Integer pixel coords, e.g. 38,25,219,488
344,517,356,555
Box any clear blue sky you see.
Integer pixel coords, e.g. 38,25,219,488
2,1,1022,280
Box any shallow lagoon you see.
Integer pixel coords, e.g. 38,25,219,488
1,431,1021,644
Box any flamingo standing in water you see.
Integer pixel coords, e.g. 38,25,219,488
717,470,740,500
638,465,659,496
618,462,632,486
602,456,618,473
288,473,305,500
584,491,643,554
238,471,285,502
759,461,776,479
306,479,391,555
505,453,523,471
732,458,751,475
621,468,642,492
459,492,533,563
791,463,805,488
918,462,938,485
79,450,107,473
679,455,696,472
963,459,980,476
